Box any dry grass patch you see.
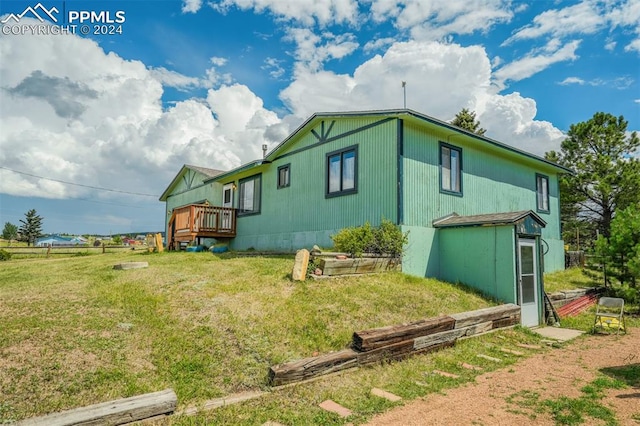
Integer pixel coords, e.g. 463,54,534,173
1,251,497,423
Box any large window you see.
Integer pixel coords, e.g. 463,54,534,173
277,164,290,189
238,174,261,216
326,146,358,197
536,173,549,213
440,143,462,195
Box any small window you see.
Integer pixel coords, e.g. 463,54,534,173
326,146,358,197
440,143,462,195
277,164,290,189
536,174,549,213
238,174,261,216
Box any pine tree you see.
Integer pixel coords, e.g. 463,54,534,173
451,108,486,136
18,209,43,246
546,112,640,239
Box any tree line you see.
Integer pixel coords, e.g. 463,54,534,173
2,209,44,246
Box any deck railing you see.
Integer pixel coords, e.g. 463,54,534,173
169,204,236,240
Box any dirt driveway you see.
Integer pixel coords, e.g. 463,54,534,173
366,328,639,425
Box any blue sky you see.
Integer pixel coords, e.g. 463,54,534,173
0,0,638,235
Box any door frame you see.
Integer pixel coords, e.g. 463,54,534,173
517,237,540,327
222,183,234,208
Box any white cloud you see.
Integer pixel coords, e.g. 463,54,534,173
477,92,565,155
0,19,275,200
504,1,604,44
624,38,640,53
635,99,640,104
182,0,203,13
607,0,640,52
493,40,581,88
148,67,201,90
285,28,359,71
262,57,286,79
210,56,228,66
369,0,514,40
280,39,564,156
363,37,397,53
559,76,585,85
211,0,360,26
504,0,640,54
557,75,634,89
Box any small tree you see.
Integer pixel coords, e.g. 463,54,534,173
18,209,43,246
2,222,18,245
451,108,486,136
595,204,640,288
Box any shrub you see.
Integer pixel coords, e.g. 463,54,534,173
330,222,374,258
372,218,408,257
331,219,408,258
0,249,11,261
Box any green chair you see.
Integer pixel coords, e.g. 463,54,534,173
593,297,626,334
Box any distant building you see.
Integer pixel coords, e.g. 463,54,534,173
36,235,87,246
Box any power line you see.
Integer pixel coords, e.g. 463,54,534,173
0,166,159,197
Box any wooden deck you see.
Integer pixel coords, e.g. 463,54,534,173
168,204,236,249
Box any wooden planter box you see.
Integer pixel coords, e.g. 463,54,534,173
319,257,400,276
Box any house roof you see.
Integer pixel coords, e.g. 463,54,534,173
182,108,572,189
264,109,572,175
432,210,547,228
159,164,225,201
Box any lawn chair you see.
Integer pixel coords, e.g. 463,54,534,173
593,297,626,334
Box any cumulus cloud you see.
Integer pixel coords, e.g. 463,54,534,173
0,19,276,200
280,39,563,155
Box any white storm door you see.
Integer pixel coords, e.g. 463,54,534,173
518,239,539,327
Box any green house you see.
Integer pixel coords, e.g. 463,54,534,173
160,109,571,326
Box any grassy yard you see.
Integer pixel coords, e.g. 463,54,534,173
544,267,603,294
0,252,625,425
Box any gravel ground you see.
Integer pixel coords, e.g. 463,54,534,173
366,328,640,426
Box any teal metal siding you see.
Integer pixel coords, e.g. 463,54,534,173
401,121,564,276
438,226,517,303
229,118,399,251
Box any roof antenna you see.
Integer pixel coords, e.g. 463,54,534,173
402,81,406,109
262,144,268,159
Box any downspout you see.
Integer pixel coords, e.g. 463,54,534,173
396,118,404,225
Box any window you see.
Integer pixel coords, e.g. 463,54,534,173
326,146,357,197
440,143,462,195
536,174,549,213
238,174,261,216
277,164,290,189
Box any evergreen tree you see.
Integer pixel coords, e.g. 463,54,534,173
18,209,43,246
2,222,18,245
546,112,640,239
451,108,486,135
